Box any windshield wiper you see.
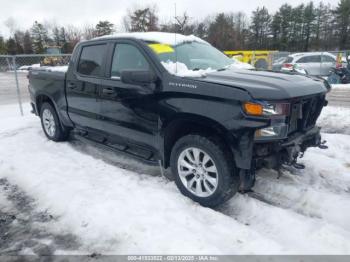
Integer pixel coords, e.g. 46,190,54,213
217,67,227,71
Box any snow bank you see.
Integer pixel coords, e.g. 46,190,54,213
317,106,350,135
96,32,208,46
18,64,41,71
17,64,68,73
331,83,350,90
43,65,69,73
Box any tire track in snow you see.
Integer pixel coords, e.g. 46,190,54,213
218,192,350,254
250,157,350,232
0,178,80,255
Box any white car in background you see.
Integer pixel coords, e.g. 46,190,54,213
281,52,344,76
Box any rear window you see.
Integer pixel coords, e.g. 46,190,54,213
284,56,294,63
77,44,107,76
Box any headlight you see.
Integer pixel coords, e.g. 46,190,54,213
243,101,290,117
243,101,290,140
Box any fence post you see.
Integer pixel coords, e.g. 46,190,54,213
12,56,24,116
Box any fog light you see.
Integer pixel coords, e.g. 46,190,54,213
255,126,277,137
255,123,288,140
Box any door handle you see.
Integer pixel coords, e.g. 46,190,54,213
67,82,77,89
102,87,115,95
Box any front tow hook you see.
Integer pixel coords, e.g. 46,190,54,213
318,140,328,149
292,162,305,169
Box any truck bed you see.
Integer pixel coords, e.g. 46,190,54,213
28,66,71,127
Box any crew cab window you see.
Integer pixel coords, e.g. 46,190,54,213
297,55,321,63
77,44,107,76
111,44,150,77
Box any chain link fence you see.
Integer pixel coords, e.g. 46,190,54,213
0,54,71,115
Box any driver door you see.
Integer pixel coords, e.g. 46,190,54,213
99,41,160,152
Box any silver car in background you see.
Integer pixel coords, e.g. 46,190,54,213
281,52,341,76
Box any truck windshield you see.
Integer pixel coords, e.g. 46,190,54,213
149,41,233,71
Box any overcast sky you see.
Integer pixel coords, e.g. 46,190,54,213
0,0,340,37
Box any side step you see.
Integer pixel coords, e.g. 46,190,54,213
73,133,159,166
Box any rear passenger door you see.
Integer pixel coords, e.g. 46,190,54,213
296,55,322,76
66,43,107,131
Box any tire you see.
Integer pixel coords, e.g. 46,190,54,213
40,102,69,142
170,134,239,207
255,59,268,70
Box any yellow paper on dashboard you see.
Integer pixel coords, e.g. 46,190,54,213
148,44,175,54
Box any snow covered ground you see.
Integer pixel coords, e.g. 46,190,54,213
0,103,350,255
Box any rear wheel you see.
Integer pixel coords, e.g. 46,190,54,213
40,102,69,141
255,59,268,70
170,134,239,207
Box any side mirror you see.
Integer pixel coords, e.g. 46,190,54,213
120,70,157,86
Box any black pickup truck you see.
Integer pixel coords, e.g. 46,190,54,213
28,32,329,207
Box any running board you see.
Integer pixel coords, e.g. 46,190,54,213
73,133,159,166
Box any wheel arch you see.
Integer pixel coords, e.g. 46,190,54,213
161,113,235,168
35,93,57,115
35,93,70,131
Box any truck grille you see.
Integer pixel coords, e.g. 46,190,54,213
288,95,325,134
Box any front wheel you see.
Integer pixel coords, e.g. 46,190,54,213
40,102,69,141
170,135,239,207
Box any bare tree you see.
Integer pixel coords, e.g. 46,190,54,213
4,17,18,35
175,12,191,33
82,24,97,40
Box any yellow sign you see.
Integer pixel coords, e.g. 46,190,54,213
148,44,174,54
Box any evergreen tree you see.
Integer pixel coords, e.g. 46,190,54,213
207,13,237,50
128,6,159,32
334,0,350,49
320,4,336,50
6,37,17,55
233,12,249,50
30,21,49,54
95,21,114,36
313,2,326,50
23,31,33,54
0,36,6,54
52,27,61,46
271,11,282,50
250,7,271,49
302,2,316,51
279,4,293,51
194,22,208,40
289,4,304,51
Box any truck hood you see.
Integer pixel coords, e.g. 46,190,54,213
197,69,328,100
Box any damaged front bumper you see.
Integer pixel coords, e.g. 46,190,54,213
254,126,325,170
236,126,326,192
